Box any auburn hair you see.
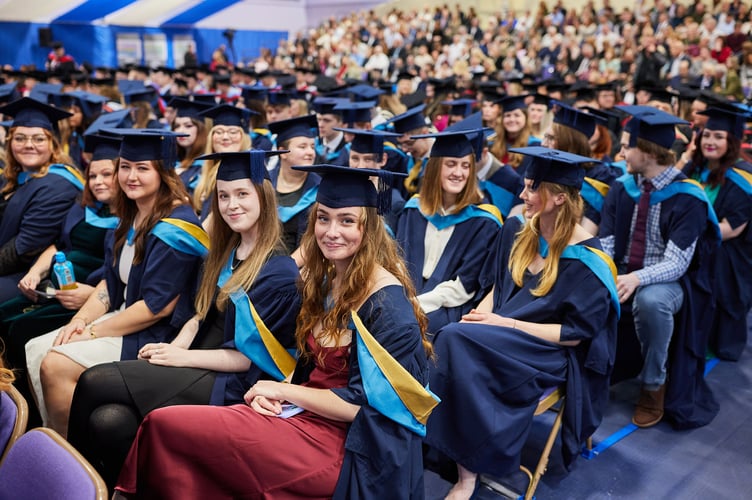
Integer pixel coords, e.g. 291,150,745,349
2,128,73,194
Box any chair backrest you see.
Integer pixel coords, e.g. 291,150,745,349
0,427,108,500
0,385,28,466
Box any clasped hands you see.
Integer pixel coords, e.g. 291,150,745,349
244,380,288,417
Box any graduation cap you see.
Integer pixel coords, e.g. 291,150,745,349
400,89,427,109
384,104,427,134
117,79,149,97
397,71,416,82
312,97,348,115
213,73,232,85
542,80,571,95
167,97,212,120
551,100,599,137
291,164,406,215
28,82,63,103
444,111,494,140
427,76,456,94
698,107,749,137
0,82,20,104
123,86,158,106
89,76,116,87
333,101,375,125
530,93,551,107
191,93,220,105
637,85,678,105
102,128,187,167
268,114,318,143
412,129,486,161
0,97,72,132
347,84,385,102
595,81,620,93
197,149,287,184
84,109,130,135
267,90,292,107
442,99,476,117
84,133,122,161
63,91,107,119
199,104,256,129
509,146,596,189
333,128,401,157
570,81,596,102
377,81,395,96
239,85,269,103
497,94,529,113
618,105,689,149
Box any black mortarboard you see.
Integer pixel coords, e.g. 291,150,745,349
268,114,318,143
199,149,286,184
267,90,292,106
84,109,130,135
618,105,689,149
0,97,72,132
698,107,749,137
510,146,595,189
291,164,405,215
428,76,456,94
239,85,269,103
28,83,63,103
333,101,375,125
638,85,678,105
384,104,427,134
168,97,212,120
123,86,157,105
312,97,347,115
333,128,401,157
199,104,255,129
412,129,486,161
84,133,122,161
191,93,220,105
497,94,529,113
103,128,186,167
552,100,599,137
347,84,385,102
0,82,20,104
377,81,395,95
64,91,107,119
442,99,476,117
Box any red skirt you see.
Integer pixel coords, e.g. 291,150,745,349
116,403,348,499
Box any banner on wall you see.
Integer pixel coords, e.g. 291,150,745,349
116,33,142,65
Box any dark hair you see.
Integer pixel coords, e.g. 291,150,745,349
689,130,741,187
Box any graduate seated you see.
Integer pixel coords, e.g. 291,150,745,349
66,150,301,488
114,165,437,499
599,106,720,429
168,97,212,199
396,130,502,333
24,129,207,438
0,98,82,303
0,133,119,427
682,107,752,361
385,104,432,196
424,147,618,499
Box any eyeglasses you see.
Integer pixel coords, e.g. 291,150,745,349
12,134,48,146
213,128,243,138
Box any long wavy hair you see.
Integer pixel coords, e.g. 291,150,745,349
2,127,72,194
296,203,432,361
419,155,482,216
509,182,583,297
689,130,741,188
195,179,285,317
491,108,533,168
111,159,191,265
80,157,119,208
192,125,252,210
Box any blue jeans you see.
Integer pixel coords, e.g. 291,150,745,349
632,282,684,390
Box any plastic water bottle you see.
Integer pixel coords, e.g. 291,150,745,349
53,251,77,290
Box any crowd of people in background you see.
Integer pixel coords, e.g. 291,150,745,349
0,1,750,499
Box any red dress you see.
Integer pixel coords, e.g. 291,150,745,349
116,336,350,499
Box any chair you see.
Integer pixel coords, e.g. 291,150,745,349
0,385,28,466
481,386,566,500
0,427,108,500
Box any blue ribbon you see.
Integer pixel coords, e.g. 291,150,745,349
48,164,84,191
277,186,319,223
84,206,119,229
404,197,502,230
151,220,209,257
479,179,515,217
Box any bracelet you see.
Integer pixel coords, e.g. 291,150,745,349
89,324,97,339
72,315,89,326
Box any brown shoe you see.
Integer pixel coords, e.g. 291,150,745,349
632,384,666,428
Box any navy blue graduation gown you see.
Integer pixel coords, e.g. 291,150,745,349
685,161,752,360
424,215,617,476
396,200,502,332
104,205,205,361
269,168,320,253
0,166,80,299
581,163,618,226
481,162,523,218
250,128,273,151
177,162,202,198
600,173,721,428
290,285,429,500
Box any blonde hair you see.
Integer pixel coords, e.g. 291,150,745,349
296,204,432,360
193,124,252,211
195,179,285,317
509,182,583,296
418,155,482,216
2,128,73,194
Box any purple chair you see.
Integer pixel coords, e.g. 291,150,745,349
0,385,28,465
0,427,107,500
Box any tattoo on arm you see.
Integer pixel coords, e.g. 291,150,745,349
97,289,111,310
